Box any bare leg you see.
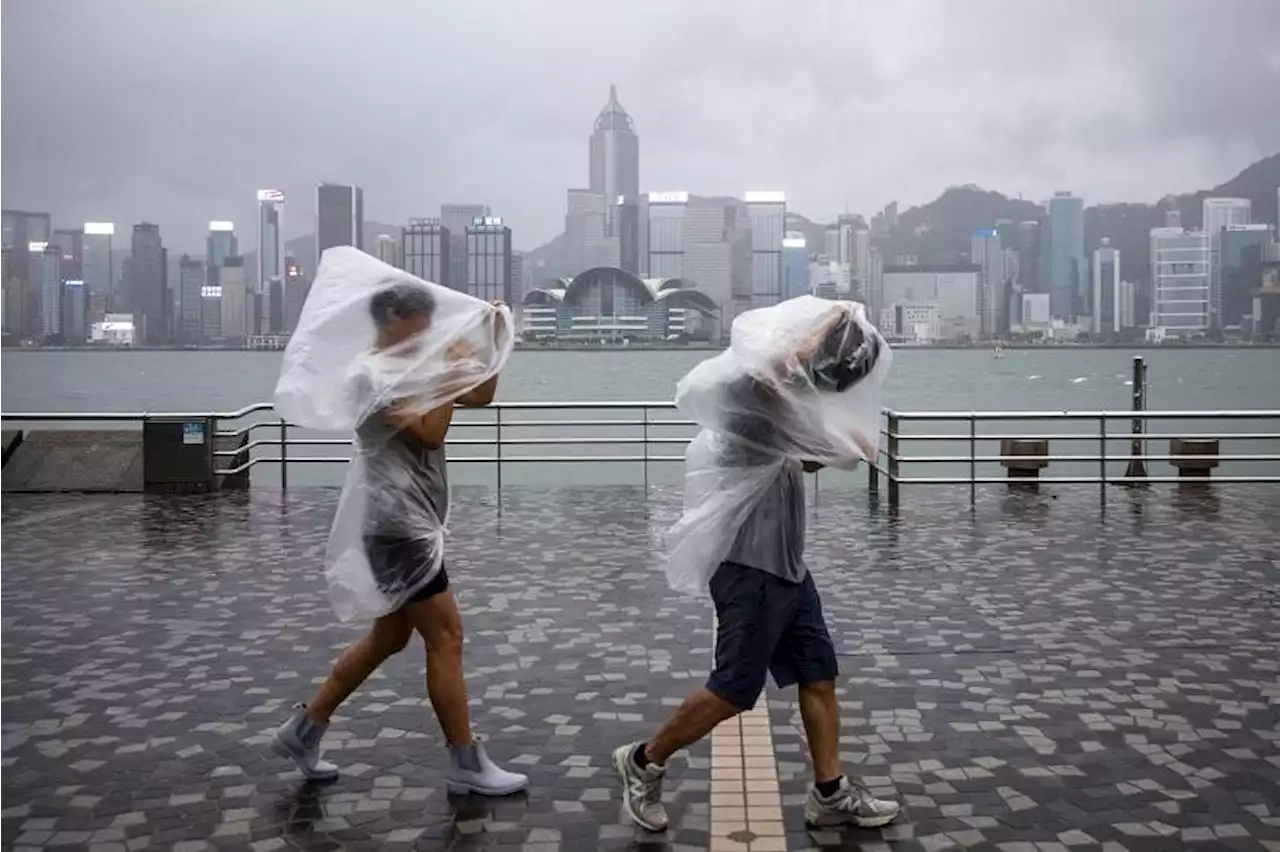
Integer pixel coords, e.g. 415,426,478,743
797,680,841,784
307,612,413,724
645,688,741,765
400,589,472,746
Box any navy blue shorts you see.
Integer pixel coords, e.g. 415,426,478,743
363,535,450,607
705,561,839,711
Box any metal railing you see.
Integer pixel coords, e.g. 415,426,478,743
3,402,1279,504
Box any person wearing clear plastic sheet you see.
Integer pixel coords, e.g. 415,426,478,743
612,304,901,831
272,282,527,796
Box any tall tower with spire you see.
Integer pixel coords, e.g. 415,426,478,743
588,84,640,232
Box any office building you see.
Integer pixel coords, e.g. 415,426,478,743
1219,224,1273,328
62,279,86,343
646,191,688,280
2,209,51,252
1046,192,1085,319
50,228,83,280
782,233,810,301
1091,238,1121,335
376,233,400,268
882,264,982,339
616,196,643,275
257,189,285,333
200,280,222,341
879,302,942,343
178,255,205,344
1117,280,1138,330
565,189,619,271
442,203,489,293
465,216,512,303
218,257,248,340
2,211,53,327
207,221,238,268
316,183,364,268
971,228,1002,337
25,243,58,339
283,258,308,334
745,191,785,308
82,222,115,318
589,85,640,234
1202,198,1252,324
1022,292,1051,326
130,223,166,344
402,219,451,286
1150,227,1210,337
510,252,524,301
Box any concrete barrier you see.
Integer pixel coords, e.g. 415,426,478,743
1170,438,1219,480
1,430,144,492
1001,438,1049,491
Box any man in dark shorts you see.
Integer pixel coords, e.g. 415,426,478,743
272,282,527,796
613,306,900,831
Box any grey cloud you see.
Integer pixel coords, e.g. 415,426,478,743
3,0,1277,253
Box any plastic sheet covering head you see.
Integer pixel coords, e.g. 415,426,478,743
274,247,514,620
664,295,891,595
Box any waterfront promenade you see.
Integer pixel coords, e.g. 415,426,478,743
2,484,1279,851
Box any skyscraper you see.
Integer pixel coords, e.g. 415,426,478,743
257,190,285,335
82,222,115,320
376,233,400,268
616,196,643,275
465,216,512,303
646,192,688,280
1219,223,1272,328
589,85,639,235
1150,226,1210,337
441,203,490,293
782,233,810,301
29,243,59,340
316,183,364,268
51,228,83,281
218,257,248,340
1046,192,1085,320
402,219,451,285
1091,238,1121,336
566,189,619,272
1016,221,1042,294
178,254,205,344
207,221,238,268
283,257,308,334
970,228,1002,337
131,223,166,344
1202,197,1251,325
745,191,786,308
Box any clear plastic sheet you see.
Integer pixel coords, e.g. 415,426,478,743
274,247,513,620
664,296,891,595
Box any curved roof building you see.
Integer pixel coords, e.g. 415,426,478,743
522,266,719,342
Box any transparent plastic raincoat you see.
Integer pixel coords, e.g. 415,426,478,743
274,247,513,620
664,296,891,595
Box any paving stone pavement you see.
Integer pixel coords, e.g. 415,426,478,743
2,483,1278,852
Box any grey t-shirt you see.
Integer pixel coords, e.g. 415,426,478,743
717,373,808,584
351,372,449,538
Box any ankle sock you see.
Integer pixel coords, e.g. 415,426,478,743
816,776,843,798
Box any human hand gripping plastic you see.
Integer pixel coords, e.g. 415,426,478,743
272,247,515,620
663,296,892,595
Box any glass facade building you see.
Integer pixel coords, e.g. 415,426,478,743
1150,227,1210,337
402,219,451,286
465,217,512,304
316,183,364,269
1046,192,1085,320
745,191,785,307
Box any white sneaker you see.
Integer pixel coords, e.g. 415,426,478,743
804,776,901,828
271,703,339,782
612,742,668,832
445,741,528,796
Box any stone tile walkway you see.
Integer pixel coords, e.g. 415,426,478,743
2,484,1278,851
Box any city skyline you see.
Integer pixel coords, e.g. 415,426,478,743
4,0,1278,253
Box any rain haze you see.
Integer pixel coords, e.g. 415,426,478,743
4,0,1280,251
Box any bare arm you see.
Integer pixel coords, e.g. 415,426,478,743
385,401,455,449
455,301,506,407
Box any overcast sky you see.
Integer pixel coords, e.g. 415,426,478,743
4,0,1279,253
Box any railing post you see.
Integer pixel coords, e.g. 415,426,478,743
642,404,649,492
280,418,288,491
1124,356,1148,484
495,405,503,493
968,413,976,507
1098,414,1106,506
887,412,900,509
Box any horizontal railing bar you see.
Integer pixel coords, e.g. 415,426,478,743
886,453,1280,464
891,475,1280,485
884,409,1280,421
887,432,1280,442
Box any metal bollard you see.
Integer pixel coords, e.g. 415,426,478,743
1001,438,1049,491
1169,438,1219,484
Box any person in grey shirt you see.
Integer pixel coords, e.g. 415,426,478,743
272,282,528,797
613,306,901,833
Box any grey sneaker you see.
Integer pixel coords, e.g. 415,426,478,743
271,703,339,782
612,742,668,832
804,776,901,828
445,740,529,796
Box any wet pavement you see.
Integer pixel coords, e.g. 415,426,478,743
2,483,1278,852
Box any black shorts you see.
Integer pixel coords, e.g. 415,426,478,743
705,561,839,711
363,535,450,608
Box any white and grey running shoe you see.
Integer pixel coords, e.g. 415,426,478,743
612,742,668,832
804,776,901,828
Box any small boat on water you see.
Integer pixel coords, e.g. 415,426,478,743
992,343,1005,359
